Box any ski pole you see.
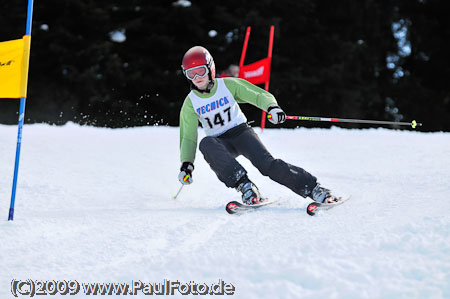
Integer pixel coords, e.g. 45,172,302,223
172,184,184,200
172,174,190,200
283,115,422,129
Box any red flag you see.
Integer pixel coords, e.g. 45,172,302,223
238,57,271,85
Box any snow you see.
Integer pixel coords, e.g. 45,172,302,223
208,30,218,38
1,123,449,298
172,0,192,8
109,29,126,43
40,24,49,31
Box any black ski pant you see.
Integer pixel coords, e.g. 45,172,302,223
199,124,317,198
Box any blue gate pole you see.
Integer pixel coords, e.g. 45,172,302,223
8,0,34,221
8,99,27,221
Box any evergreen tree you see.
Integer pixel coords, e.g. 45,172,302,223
0,0,447,130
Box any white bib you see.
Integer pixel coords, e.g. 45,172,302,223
188,79,247,136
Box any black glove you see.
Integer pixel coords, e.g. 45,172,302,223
178,162,194,185
267,105,286,125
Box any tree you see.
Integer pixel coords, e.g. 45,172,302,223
0,0,447,131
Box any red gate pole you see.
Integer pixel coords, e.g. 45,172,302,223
260,25,274,131
239,27,251,71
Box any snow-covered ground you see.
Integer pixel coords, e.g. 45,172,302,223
1,123,449,298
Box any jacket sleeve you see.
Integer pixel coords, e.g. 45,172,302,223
223,77,278,111
179,96,199,163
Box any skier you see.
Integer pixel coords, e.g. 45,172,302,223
178,46,341,205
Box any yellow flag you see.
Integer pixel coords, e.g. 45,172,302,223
0,36,31,99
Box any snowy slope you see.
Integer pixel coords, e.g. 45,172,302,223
1,123,449,298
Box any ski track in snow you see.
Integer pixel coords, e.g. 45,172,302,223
1,123,449,298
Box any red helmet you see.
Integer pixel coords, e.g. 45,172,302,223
181,46,216,81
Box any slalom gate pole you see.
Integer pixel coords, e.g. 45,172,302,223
8,0,34,221
284,115,422,129
9,98,27,221
260,25,275,131
238,27,251,71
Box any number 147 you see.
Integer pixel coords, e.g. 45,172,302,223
204,107,231,128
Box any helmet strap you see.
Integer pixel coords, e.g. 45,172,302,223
205,70,215,92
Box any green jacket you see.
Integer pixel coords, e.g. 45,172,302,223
179,77,278,163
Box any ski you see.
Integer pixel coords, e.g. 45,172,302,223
225,197,350,215
225,199,277,214
306,196,351,216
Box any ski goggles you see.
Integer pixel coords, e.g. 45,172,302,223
183,65,209,80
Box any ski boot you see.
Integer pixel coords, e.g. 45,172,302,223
236,176,262,205
309,183,341,204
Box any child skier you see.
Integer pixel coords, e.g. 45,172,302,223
178,46,341,205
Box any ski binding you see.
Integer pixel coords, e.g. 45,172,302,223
306,196,351,216
226,199,276,214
